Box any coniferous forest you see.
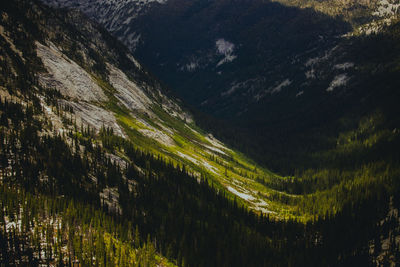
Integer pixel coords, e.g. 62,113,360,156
2,90,400,266
1,0,400,266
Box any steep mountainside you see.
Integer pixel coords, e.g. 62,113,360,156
1,0,400,266
40,0,400,173
1,0,300,216
44,0,167,52
273,0,400,24
39,0,400,115
0,1,300,265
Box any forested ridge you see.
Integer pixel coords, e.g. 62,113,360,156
0,0,400,266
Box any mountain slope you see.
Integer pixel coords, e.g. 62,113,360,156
0,1,294,265
39,0,400,173
1,0,400,265
273,0,400,24
1,0,294,215
44,0,167,52
12,0,400,228
41,0,400,117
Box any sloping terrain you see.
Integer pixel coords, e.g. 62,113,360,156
44,0,167,52
0,1,291,265
42,0,400,118
10,0,291,215
1,0,400,266
273,0,400,24
39,0,400,173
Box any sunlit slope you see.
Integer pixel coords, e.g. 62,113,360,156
4,0,399,223
34,37,289,215
3,1,291,216
37,36,400,221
